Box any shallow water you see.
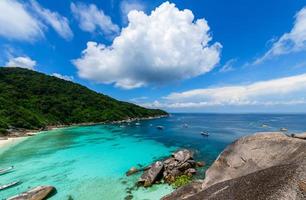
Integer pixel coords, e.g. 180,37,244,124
0,113,305,199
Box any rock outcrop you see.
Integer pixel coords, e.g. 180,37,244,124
139,161,164,187
8,186,56,200
163,132,306,200
135,149,203,187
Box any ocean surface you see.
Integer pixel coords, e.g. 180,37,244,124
0,113,306,200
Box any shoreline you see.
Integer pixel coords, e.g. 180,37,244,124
0,114,168,149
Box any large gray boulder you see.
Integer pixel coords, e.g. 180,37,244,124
163,132,306,200
8,186,56,200
172,149,193,162
202,132,306,189
138,161,164,187
136,149,200,186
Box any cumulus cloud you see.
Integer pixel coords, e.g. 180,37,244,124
73,2,221,89
0,0,73,41
71,2,119,36
31,0,73,40
142,73,306,109
0,0,44,41
120,0,145,22
255,7,306,64
5,56,37,69
52,73,74,81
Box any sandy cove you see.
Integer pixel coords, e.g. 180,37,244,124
0,115,169,149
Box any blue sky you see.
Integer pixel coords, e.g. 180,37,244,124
1,0,306,113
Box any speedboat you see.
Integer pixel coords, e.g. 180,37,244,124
201,131,209,136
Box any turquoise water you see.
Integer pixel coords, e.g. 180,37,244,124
1,113,306,199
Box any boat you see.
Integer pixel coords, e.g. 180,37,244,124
280,128,288,132
201,131,209,136
156,126,164,130
0,166,14,175
0,181,21,191
261,124,269,128
183,123,188,128
135,122,141,126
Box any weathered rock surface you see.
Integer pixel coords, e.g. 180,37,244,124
8,186,56,200
202,132,306,189
163,132,306,200
138,161,164,187
162,181,203,200
172,149,193,163
185,162,306,200
136,149,203,187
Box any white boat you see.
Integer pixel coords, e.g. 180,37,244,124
201,131,209,136
0,181,21,191
135,122,141,126
0,166,14,175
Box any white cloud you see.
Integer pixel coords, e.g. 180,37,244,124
71,2,119,36
120,0,145,22
0,0,44,41
5,56,37,69
255,7,306,64
129,96,148,102
31,0,73,40
73,2,221,89
52,73,74,81
142,73,306,109
0,0,73,41
219,59,236,72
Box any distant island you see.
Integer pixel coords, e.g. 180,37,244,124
0,67,167,136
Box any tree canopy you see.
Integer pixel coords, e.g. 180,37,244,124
0,67,167,135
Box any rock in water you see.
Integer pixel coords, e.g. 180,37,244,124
126,167,138,176
8,186,56,200
163,132,306,200
195,161,205,167
172,149,193,162
138,161,164,187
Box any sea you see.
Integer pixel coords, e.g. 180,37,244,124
0,113,305,200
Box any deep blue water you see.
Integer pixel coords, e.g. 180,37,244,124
0,113,305,199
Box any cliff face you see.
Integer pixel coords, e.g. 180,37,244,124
163,132,306,200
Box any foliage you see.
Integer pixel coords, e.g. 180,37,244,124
0,67,167,135
171,175,192,189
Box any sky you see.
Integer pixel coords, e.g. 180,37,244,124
0,0,306,113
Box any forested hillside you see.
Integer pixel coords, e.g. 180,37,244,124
0,67,167,135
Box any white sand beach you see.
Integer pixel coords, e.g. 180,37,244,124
0,132,41,149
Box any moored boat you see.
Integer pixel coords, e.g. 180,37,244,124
0,166,14,175
201,131,209,136
156,126,164,130
0,181,21,191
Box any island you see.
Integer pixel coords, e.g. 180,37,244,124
0,67,167,137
